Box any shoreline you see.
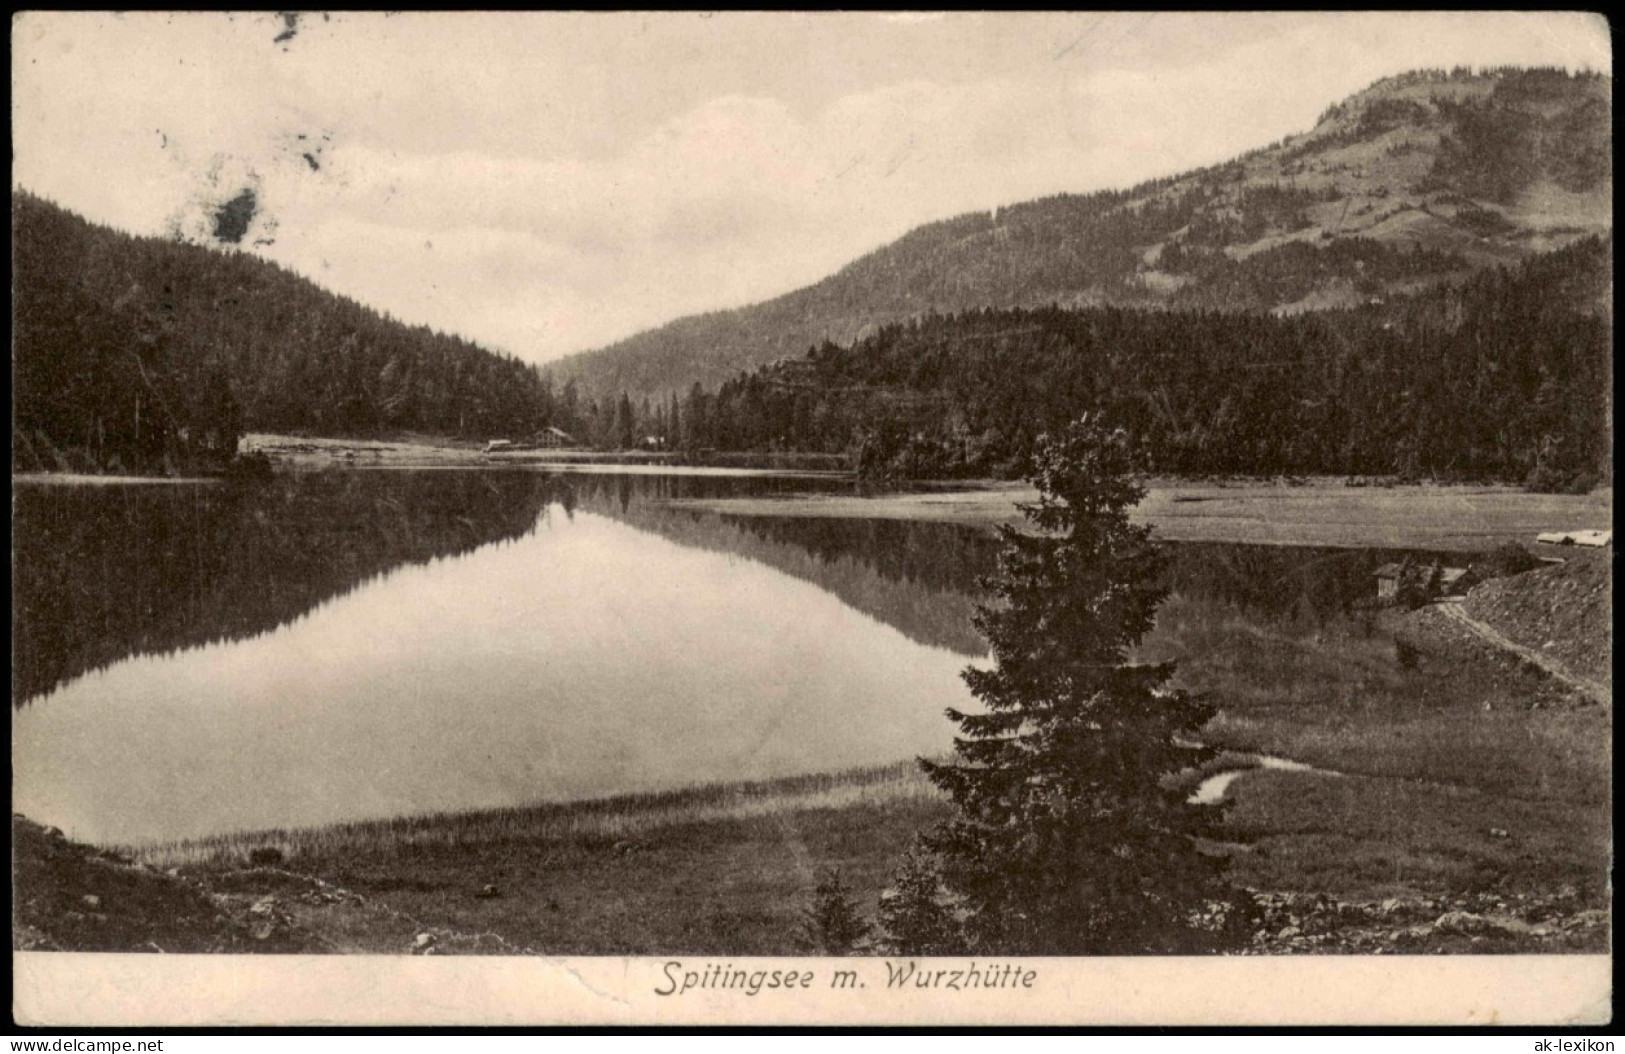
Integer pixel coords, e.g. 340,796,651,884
17,457,1611,552
662,480,1613,552
12,473,221,486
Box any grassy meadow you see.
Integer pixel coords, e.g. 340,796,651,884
1141,594,1610,903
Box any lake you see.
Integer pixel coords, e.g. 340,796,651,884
11,468,1441,846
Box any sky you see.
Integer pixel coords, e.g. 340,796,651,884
11,12,1611,367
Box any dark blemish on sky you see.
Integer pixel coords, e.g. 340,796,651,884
212,188,258,244
274,12,300,47
303,152,321,171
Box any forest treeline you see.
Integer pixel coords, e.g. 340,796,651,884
13,192,558,474
625,235,1611,489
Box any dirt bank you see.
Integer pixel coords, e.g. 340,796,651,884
1461,551,1611,692
12,815,322,953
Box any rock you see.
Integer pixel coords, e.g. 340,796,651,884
249,920,277,941
1379,897,1409,917
248,897,279,918
1488,828,1510,839
1278,925,1302,939
43,827,64,840
475,883,501,899
1561,909,1610,932
81,894,101,909
1432,911,1480,935
1434,910,1537,937
412,932,438,953
165,868,181,878
612,840,644,856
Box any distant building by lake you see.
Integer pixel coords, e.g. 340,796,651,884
1374,563,1469,603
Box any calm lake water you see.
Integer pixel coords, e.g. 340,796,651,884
12,468,1437,846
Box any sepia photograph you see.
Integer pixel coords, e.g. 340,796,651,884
10,11,1612,1028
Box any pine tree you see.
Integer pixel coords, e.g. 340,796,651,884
876,844,962,955
796,869,870,955
921,416,1252,954
615,392,636,450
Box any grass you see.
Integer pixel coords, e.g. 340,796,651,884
308,797,950,956
1141,594,1610,803
122,761,949,956
1222,768,1611,901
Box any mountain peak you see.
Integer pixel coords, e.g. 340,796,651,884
557,66,1611,400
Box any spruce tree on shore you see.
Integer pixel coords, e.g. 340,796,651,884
920,416,1253,954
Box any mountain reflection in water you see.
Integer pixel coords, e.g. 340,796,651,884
12,468,1447,845
11,470,970,844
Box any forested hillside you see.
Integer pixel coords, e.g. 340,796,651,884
557,67,1610,400
13,193,555,474
665,236,1612,488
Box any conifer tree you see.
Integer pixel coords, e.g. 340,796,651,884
876,844,962,955
921,416,1252,954
796,869,869,955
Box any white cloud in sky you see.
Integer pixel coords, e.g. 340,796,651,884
11,11,1611,366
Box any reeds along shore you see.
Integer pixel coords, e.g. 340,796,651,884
126,759,943,871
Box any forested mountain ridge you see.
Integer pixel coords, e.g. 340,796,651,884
676,235,1612,488
556,67,1610,400
13,192,555,474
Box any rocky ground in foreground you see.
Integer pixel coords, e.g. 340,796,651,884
1250,889,1608,954
14,814,1607,957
